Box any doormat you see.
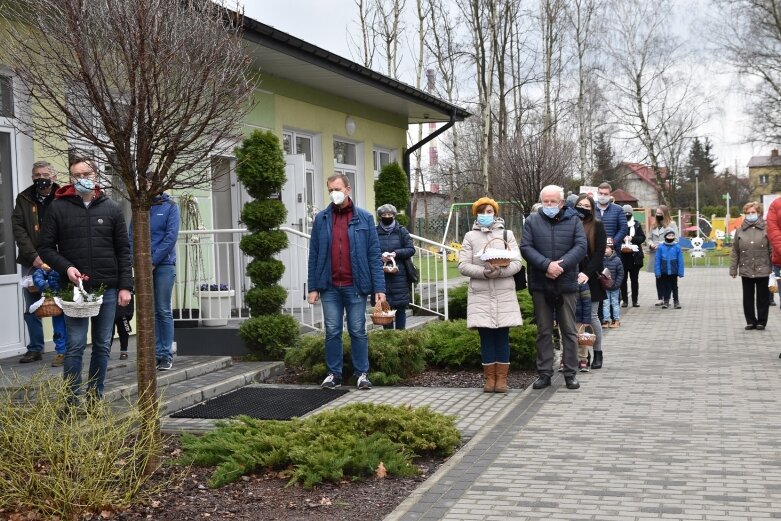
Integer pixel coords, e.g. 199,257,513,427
170,387,350,420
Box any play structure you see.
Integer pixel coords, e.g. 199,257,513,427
440,202,525,254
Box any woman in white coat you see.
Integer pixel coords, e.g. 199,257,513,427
458,197,523,393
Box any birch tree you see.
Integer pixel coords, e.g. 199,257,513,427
374,0,407,78
348,0,378,68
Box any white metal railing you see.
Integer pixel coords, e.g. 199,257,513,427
173,227,459,329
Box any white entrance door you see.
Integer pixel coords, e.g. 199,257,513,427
279,154,309,309
0,128,24,357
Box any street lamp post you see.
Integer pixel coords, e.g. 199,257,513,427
694,167,700,238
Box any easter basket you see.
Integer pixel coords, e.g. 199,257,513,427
370,301,396,326
577,324,596,347
480,237,518,268
383,257,399,274
33,296,63,318
59,280,103,318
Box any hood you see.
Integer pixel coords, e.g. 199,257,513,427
55,184,104,199
152,192,171,205
472,216,506,231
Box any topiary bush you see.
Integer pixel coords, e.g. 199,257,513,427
177,403,461,489
509,323,538,369
284,329,429,385
374,162,409,222
235,130,299,358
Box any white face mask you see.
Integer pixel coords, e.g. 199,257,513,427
597,195,610,205
330,190,346,206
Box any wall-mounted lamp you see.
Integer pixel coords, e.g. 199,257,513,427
345,116,356,136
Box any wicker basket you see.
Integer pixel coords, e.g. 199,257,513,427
61,299,102,318
35,297,62,318
370,301,396,326
577,324,596,347
383,257,399,274
480,237,513,268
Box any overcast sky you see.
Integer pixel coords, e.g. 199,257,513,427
241,0,761,175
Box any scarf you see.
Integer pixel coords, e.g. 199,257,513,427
627,218,636,238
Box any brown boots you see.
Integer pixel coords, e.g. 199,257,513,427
483,363,509,393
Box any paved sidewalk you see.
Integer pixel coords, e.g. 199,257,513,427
384,267,781,520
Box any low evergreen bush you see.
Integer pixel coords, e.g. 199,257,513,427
447,282,535,325
177,403,460,488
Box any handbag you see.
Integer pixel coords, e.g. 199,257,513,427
503,230,526,290
403,257,419,284
598,269,613,290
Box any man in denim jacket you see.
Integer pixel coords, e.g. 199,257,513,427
307,173,386,390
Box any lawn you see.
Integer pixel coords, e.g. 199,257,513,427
413,258,463,282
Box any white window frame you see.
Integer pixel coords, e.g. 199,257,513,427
334,138,362,206
760,174,769,185
372,147,395,180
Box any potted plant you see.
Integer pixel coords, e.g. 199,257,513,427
198,283,234,327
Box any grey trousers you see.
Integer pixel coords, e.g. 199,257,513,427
532,291,578,377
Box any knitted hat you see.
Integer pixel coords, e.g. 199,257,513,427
664,229,676,239
376,203,398,216
472,197,499,216
566,194,579,208
622,204,633,214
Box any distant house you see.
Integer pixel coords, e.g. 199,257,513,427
747,149,781,199
610,188,638,207
614,162,668,209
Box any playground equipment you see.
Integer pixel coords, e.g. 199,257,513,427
441,202,525,248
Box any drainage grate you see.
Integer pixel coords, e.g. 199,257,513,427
170,387,350,420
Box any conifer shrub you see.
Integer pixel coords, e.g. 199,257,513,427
374,162,409,226
177,403,460,488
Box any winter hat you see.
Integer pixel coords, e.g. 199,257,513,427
566,193,579,208
622,204,633,215
376,204,398,216
664,230,676,240
606,238,614,248
472,197,499,216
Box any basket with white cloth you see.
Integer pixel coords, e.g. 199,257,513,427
59,280,103,318
480,237,519,268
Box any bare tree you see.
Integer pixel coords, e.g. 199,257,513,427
2,0,254,459
409,0,430,234
600,0,703,205
374,0,407,78
539,0,567,138
348,0,378,68
496,125,575,214
716,0,781,144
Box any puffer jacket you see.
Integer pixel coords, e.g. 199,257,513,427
376,221,415,307
596,202,627,246
603,251,625,290
520,206,587,295
765,198,781,266
654,242,684,278
458,217,522,329
38,185,133,292
307,199,385,295
129,193,180,266
32,267,62,292
730,218,772,278
11,183,60,266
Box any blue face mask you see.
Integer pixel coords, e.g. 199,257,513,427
74,178,94,194
477,214,494,227
746,214,759,222
542,206,560,218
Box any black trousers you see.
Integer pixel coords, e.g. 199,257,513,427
658,274,679,302
621,265,641,304
742,276,770,327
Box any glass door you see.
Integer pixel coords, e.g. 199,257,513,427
0,128,24,356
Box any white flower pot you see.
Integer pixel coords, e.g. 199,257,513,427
199,290,235,327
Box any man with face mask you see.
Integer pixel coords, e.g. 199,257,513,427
12,161,61,364
307,173,385,390
39,156,133,402
521,185,587,390
595,182,627,247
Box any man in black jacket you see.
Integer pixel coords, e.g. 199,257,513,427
520,185,587,390
39,157,133,400
12,161,60,364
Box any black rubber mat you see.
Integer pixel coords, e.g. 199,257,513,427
170,387,350,420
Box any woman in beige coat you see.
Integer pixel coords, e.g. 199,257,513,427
730,201,773,330
458,197,523,393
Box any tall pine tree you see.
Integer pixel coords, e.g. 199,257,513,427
592,132,615,186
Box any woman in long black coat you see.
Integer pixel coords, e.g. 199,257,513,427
375,204,416,329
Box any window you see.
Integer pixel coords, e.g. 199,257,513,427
282,133,292,155
760,174,769,185
334,140,356,166
0,76,13,118
283,131,313,162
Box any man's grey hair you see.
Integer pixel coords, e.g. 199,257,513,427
326,172,351,188
598,182,612,191
31,161,53,175
539,185,564,201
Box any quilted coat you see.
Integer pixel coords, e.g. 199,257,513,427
458,218,522,329
376,221,415,307
730,217,772,278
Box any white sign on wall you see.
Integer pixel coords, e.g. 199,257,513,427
762,194,780,219
579,186,598,197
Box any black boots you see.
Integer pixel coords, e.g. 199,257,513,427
532,375,552,389
591,350,603,369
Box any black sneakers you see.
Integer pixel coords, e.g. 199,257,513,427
321,373,342,389
565,376,580,389
532,375,551,389
19,351,42,363
356,373,372,390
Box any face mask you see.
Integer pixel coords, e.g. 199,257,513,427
656,215,664,222
380,217,394,226
542,206,560,218
330,190,345,206
746,214,759,222
476,214,494,227
597,195,610,205
575,207,591,219
626,214,632,221
665,236,675,243
74,178,94,194
34,178,52,190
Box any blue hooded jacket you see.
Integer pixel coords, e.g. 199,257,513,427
129,193,180,266
307,200,385,296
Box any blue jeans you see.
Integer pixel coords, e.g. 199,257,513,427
602,289,621,321
52,314,66,355
382,304,407,330
320,286,369,377
63,288,118,398
477,327,510,364
22,278,44,353
154,265,176,363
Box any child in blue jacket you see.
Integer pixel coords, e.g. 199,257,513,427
654,229,685,309
31,266,67,367
602,239,625,327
